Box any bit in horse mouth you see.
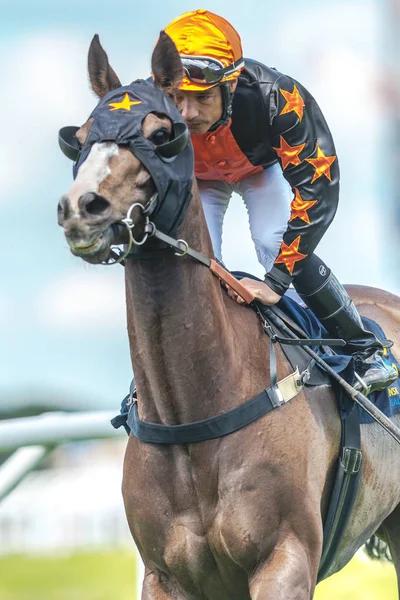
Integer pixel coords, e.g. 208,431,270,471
70,236,104,254
68,226,116,261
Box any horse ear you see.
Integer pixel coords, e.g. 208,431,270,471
88,34,122,98
151,31,182,94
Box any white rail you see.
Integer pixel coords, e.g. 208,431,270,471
0,411,126,504
0,446,53,502
0,411,125,452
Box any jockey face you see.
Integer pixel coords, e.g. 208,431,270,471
175,80,238,135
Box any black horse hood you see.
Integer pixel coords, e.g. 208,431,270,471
73,79,194,236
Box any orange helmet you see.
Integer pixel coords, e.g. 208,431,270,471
164,9,244,92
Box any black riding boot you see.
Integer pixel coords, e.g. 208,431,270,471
293,255,397,395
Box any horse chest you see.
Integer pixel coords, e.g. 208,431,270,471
124,450,262,581
136,503,255,599
131,489,239,564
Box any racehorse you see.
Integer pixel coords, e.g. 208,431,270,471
57,32,400,599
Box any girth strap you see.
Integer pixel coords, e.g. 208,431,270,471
317,403,362,581
126,370,304,444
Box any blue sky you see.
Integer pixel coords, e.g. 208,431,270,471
1,0,398,412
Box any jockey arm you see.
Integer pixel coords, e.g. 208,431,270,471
264,74,340,297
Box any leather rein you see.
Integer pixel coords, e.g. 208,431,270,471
105,197,256,305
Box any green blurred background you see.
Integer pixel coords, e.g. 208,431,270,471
0,551,396,599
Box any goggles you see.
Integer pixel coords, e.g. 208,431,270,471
180,55,244,86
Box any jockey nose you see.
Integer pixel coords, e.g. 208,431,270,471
180,97,200,121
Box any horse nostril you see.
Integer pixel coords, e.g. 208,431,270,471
58,195,71,225
87,196,110,215
79,192,111,218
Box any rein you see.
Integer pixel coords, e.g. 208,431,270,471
105,199,256,304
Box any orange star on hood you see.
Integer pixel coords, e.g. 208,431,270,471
289,188,317,225
274,236,307,275
273,136,305,170
306,144,337,183
109,93,142,111
280,84,305,121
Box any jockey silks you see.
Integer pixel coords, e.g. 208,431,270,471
190,59,340,295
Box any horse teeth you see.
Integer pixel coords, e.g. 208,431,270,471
72,237,103,253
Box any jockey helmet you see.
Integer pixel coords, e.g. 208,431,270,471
164,9,244,92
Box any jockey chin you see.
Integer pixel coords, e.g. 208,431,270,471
157,8,397,396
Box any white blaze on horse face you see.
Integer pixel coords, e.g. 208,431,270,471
67,142,119,211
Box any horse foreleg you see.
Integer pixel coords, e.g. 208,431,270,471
249,535,319,600
141,570,179,600
381,504,400,600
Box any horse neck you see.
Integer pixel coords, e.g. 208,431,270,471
124,186,264,425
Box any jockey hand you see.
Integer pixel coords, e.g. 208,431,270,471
227,277,282,306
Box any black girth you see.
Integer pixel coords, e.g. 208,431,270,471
126,386,293,445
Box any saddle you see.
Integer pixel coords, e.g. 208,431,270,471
233,271,400,424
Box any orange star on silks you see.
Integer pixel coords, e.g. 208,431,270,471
108,93,142,111
280,84,305,121
272,136,305,170
289,188,317,225
306,144,337,183
274,236,307,275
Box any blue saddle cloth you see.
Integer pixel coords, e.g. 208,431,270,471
276,294,400,425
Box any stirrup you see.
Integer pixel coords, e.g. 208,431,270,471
353,372,371,396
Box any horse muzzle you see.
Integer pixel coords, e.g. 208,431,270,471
67,226,116,263
58,192,118,263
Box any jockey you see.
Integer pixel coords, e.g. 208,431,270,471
159,8,397,395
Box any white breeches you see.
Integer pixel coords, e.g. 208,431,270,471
198,163,293,273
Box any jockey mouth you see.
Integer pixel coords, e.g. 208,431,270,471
186,120,210,132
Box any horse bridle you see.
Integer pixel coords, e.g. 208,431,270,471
105,196,191,265
106,197,160,265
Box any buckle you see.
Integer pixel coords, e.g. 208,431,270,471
342,447,362,474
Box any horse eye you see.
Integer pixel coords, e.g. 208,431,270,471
150,128,170,145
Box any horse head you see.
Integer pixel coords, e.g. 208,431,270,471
57,32,193,264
